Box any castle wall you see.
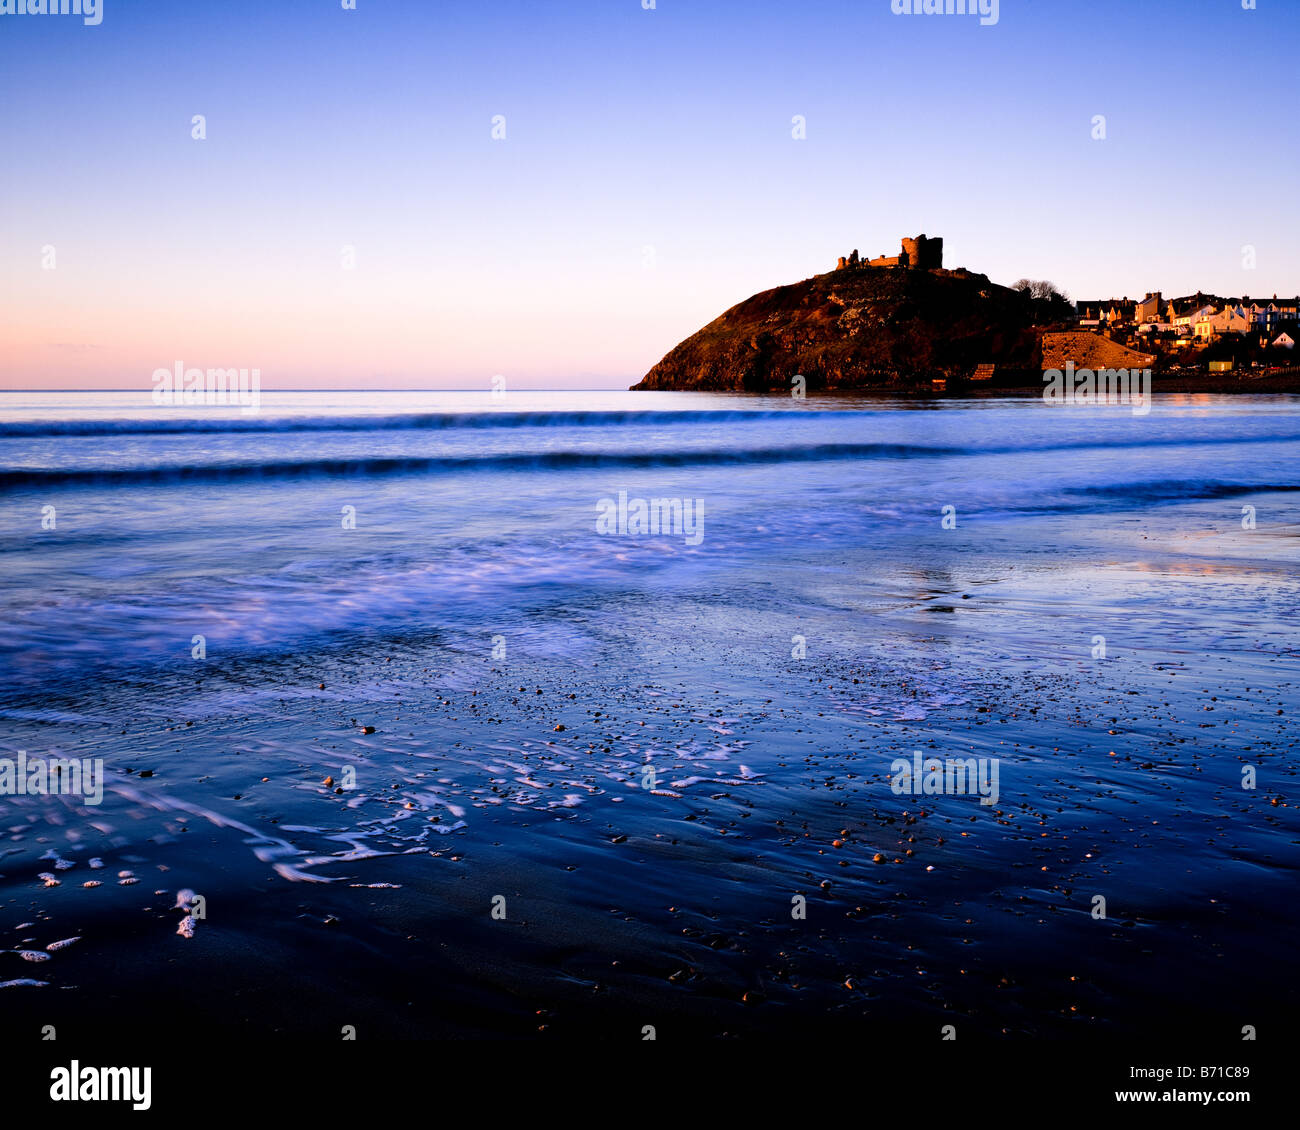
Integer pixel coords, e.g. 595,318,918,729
837,234,942,272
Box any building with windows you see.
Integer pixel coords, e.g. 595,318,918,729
1194,304,1250,339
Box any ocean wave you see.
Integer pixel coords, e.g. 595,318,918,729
1063,479,1300,503
0,442,956,489
5,431,1299,492
6,412,1297,449
0,409,827,438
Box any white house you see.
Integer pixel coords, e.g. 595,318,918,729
1172,302,1216,329
1194,304,1250,339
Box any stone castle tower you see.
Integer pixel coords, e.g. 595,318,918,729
836,234,943,272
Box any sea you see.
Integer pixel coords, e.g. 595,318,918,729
0,389,1296,1040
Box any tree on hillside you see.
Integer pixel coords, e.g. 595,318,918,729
1013,278,1074,323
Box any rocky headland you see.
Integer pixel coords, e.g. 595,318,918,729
632,236,1300,394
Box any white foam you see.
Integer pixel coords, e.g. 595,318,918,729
272,862,341,883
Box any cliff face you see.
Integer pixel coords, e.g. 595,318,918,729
632,267,1041,391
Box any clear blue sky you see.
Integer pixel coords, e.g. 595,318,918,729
2,0,1296,388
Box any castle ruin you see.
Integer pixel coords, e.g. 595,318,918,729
836,234,943,272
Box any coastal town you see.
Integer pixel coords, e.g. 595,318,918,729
1075,291,1298,359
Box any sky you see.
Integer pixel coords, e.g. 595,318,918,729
1,0,1297,390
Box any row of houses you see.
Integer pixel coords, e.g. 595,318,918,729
1076,291,1298,348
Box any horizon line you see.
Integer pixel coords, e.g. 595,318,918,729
0,386,638,393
